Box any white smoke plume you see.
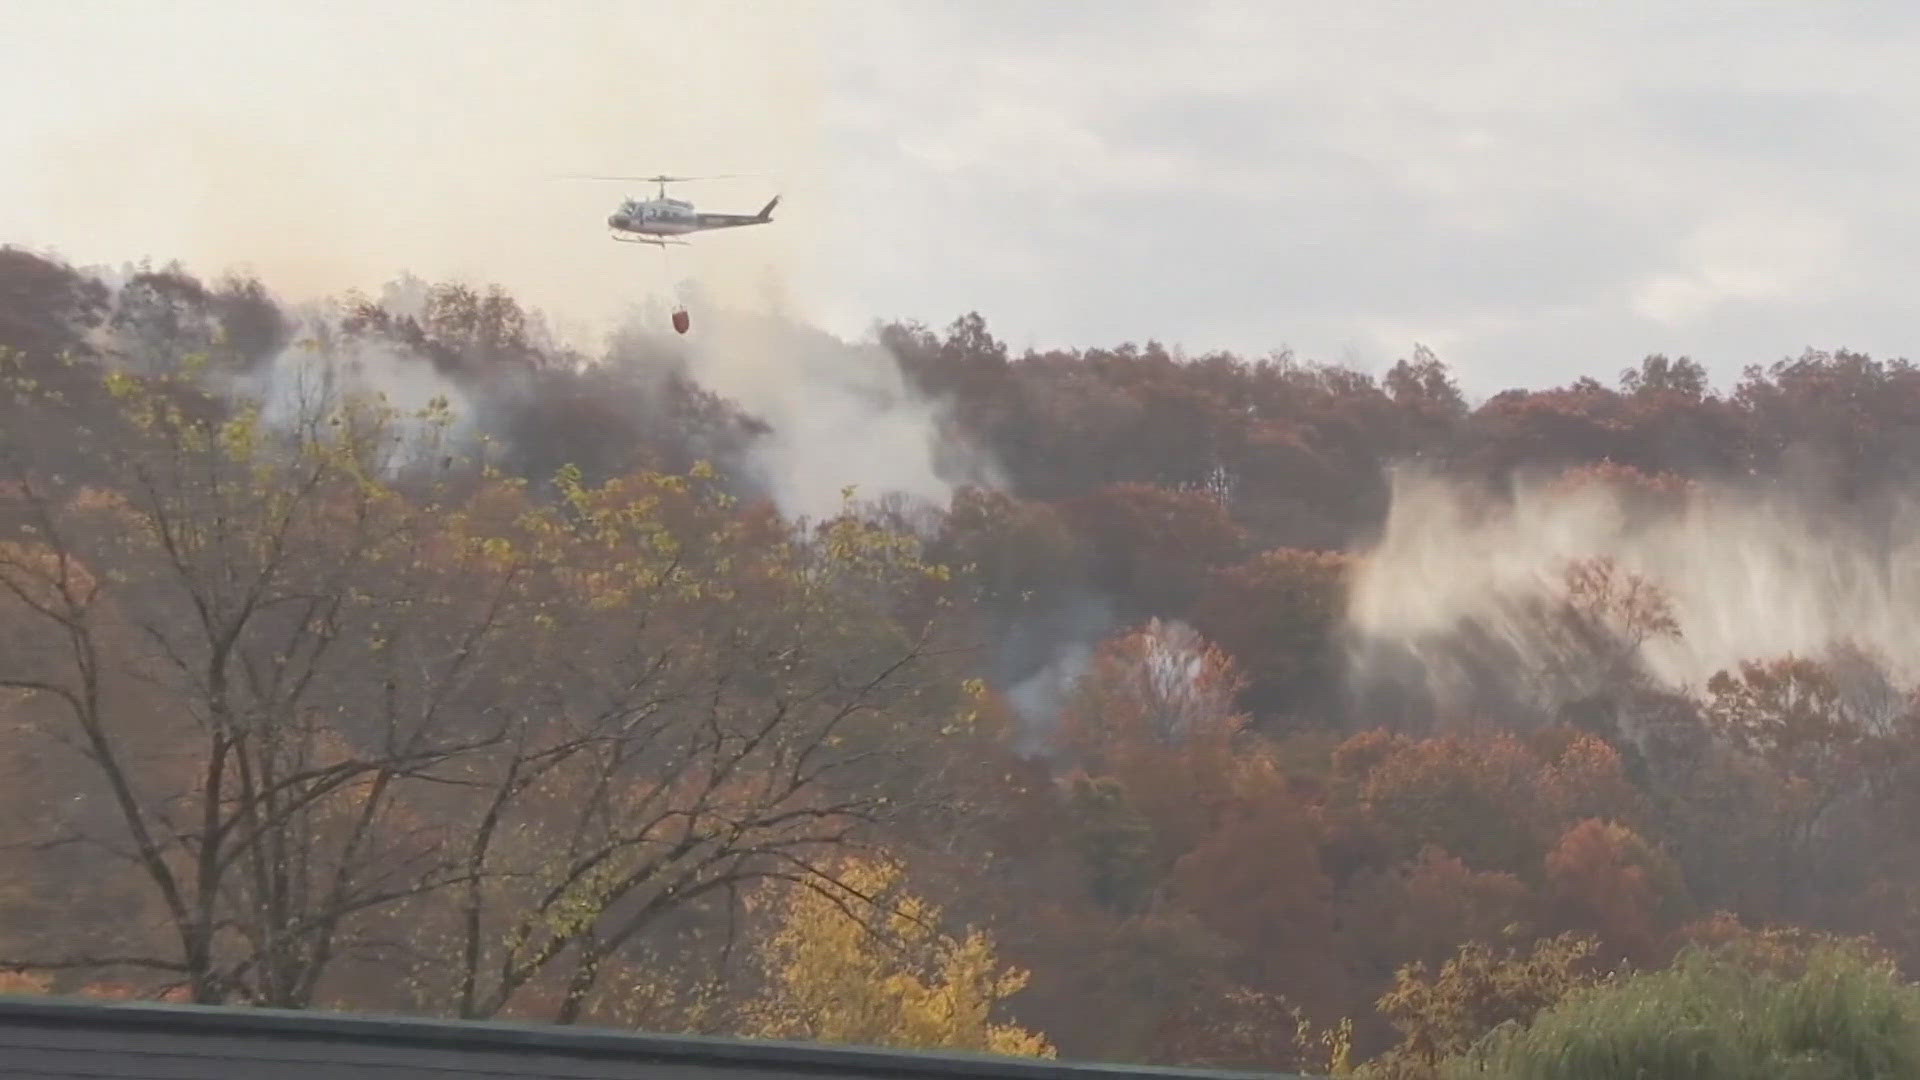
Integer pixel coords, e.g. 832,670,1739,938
1006,641,1095,757
239,320,480,466
659,297,1002,524
1000,609,1247,759
1345,465,1920,717
992,594,1117,755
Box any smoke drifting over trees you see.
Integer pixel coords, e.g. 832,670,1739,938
9,244,1920,1074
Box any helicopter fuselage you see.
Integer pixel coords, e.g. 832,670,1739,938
605,191,779,244
608,197,698,236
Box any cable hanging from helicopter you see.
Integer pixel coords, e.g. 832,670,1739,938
561,172,781,336
662,243,689,335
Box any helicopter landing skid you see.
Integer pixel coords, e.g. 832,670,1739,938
610,233,690,247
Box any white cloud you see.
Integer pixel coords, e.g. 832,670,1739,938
813,1,1920,391
1631,206,1855,326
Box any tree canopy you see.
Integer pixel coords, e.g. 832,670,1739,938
8,247,1920,1072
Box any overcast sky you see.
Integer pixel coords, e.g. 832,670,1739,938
4,0,1917,396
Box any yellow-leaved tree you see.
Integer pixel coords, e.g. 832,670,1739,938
745,857,1054,1058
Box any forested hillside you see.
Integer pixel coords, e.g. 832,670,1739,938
8,246,1920,1075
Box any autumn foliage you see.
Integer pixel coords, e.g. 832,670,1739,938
10,248,1920,1071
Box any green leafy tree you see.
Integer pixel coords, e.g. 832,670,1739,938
1446,937,1920,1079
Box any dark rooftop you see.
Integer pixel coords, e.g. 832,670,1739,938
0,994,1308,1080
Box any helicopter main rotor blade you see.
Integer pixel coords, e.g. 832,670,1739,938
555,173,751,183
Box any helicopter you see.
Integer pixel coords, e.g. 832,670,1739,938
562,173,778,334
576,173,781,247
564,173,779,334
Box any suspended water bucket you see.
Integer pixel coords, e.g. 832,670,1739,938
671,308,691,335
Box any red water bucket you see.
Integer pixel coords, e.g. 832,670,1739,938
671,309,691,335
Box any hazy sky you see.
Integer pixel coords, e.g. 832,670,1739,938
4,0,1917,395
